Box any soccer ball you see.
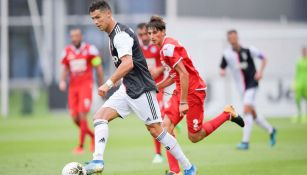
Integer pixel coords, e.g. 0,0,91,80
62,162,86,175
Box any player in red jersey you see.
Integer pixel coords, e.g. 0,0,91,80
59,28,104,154
137,23,166,164
147,16,245,175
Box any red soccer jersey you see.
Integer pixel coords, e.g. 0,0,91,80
160,37,206,93
141,44,164,83
61,42,99,87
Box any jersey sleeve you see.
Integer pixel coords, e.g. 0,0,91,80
220,56,228,69
113,31,134,59
162,44,183,68
249,46,265,59
60,49,69,67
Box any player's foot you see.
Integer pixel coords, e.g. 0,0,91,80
72,146,84,154
270,128,277,146
89,139,95,152
184,165,196,175
224,105,245,127
166,171,182,175
84,160,104,175
152,154,163,164
236,142,249,150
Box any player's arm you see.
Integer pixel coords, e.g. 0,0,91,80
174,62,189,116
98,32,134,97
157,75,175,90
219,56,227,77
59,66,69,91
255,56,267,81
250,46,267,81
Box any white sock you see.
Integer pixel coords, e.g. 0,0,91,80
255,115,273,134
242,113,253,143
156,130,192,170
93,119,109,160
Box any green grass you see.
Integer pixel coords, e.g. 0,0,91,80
1,114,307,175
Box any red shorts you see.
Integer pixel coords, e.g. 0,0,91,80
164,90,206,133
68,83,93,117
156,89,165,118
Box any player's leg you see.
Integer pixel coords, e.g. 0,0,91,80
79,84,95,152
152,91,164,164
184,91,244,143
247,88,276,146
130,91,195,174
68,87,84,153
163,95,182,174
85,86,131,174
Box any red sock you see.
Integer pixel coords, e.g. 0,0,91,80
202,112,230,137
79,120,87,148
84,120,94,139
166,134,180,173
154,138,161,155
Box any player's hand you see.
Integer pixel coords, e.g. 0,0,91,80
98,84,110,97
59,81,67,91
254,72,263,81
179,103,189,117
220,69,226,77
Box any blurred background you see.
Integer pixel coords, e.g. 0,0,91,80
1,1,307,175
1,0,307,118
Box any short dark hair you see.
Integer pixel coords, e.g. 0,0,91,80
227,29,238,35
89,0,111,13
147,15,166,31
137,23,147,30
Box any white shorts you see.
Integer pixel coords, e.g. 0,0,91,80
103,85,162,125
243,87,257,107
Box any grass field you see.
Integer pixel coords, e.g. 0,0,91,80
1,112,307,175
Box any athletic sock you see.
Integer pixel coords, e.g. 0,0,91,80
93,119,109,160
166,133,180,173
154,138,162,155
156,130,191,170
242,113,253,143
254,115,273,134
202,112,230,137
79,120,87,148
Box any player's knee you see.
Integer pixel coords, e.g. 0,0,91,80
147,123,163,138
162,116,173,131
188,133,201,143
244,105,253,114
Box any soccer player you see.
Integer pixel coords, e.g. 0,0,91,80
137,22,165,164
294,46,307,123
219,30,277,150
85,1,196,175
59,28,104,154
147,16,245,175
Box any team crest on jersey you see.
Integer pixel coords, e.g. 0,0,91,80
150,46,157,54
241,52,248,60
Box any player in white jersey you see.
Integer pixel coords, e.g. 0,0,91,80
220,30,277,150
84,1,196,175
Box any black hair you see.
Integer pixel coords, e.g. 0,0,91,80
147,15,166,31
227,29,238,35
137,23,147,29
89,0,111,13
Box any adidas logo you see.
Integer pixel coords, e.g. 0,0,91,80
165,146,170,150
146,118,151,122
99,138,105,143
